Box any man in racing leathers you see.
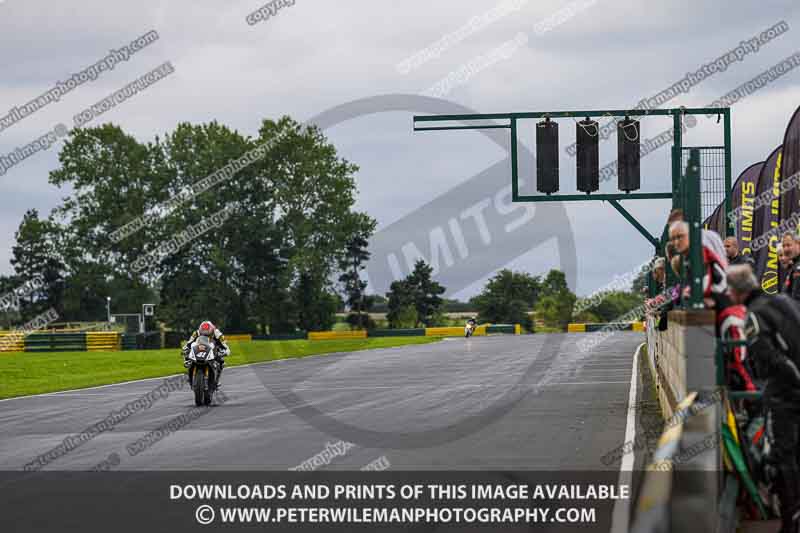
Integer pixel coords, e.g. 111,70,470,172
182,321,230,387
729,265,800,533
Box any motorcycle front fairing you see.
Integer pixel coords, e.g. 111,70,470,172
187,336,219,386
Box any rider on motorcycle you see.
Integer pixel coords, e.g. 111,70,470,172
182,321,230,386
465,317,477,336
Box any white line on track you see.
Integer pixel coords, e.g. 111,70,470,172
609,342,642,533
541,381,630,386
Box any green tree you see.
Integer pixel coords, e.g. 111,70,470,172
442,299,476,313
46,116,373,333
535,269,577,329
386,279,414,328
0,275,21,328
393,304,419,328
578,291,643,323
407,260,445,327
540,269,570,298
338,215,377,330
49,125,162,322
294,273,338,332
385,260,445,328
258,118,374,333
470,270,539,331
10,209,65,321
259,118,367,281
631,263,652,296
50,125,163,279
370,294,389,313
151,122,264,333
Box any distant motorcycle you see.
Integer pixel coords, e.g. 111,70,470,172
464,321,476,338
185,335,220,406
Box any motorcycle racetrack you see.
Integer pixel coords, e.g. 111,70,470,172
0,333,646,472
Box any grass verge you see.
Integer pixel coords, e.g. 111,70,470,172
0,336,440,400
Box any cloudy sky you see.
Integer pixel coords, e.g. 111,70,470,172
1,0,799,299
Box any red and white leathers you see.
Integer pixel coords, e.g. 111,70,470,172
717,304,757,392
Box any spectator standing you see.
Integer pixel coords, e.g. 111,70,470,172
728,265,800,532
782,232,800,301
666,208,729,270
670,220,751,393
724,236,755,270
778,243,793,289
669,220,728,308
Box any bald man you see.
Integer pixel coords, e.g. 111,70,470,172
724,237,755,270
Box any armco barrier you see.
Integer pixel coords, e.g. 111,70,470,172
0,323,523,352
252,332,307,341
567,322,644,332
586,322,632,332
368,328,426,337
308,330,367,341
121,333,139,351
0,332,25,352
86,332,120,352
25,332,87,352
425,326,487,337
164,331,186,349
485,324,516,334
120,332,163,351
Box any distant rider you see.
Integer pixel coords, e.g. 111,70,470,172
182,321,230,386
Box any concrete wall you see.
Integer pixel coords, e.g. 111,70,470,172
646,310,716,420
638,312,723,532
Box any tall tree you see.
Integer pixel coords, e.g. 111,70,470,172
385,260,445,328
45,116,374,333
407,260,446,327
294,272,337,332
386,279,418,329
258,118,363,278
470,269,540,331
257,118,373,331
48,125,160,321
535,269,577,329
631,263,651,295
338,215,377,330
0,275,20,328
10,209,65,320
576,291,643,323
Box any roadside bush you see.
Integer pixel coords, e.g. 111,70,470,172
390,304,418,329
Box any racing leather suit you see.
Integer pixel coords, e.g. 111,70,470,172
783,255,800,302
744,291,800,532
183,328,230,386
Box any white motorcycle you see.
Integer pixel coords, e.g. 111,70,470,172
185,335,220,406
464,321,477,338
